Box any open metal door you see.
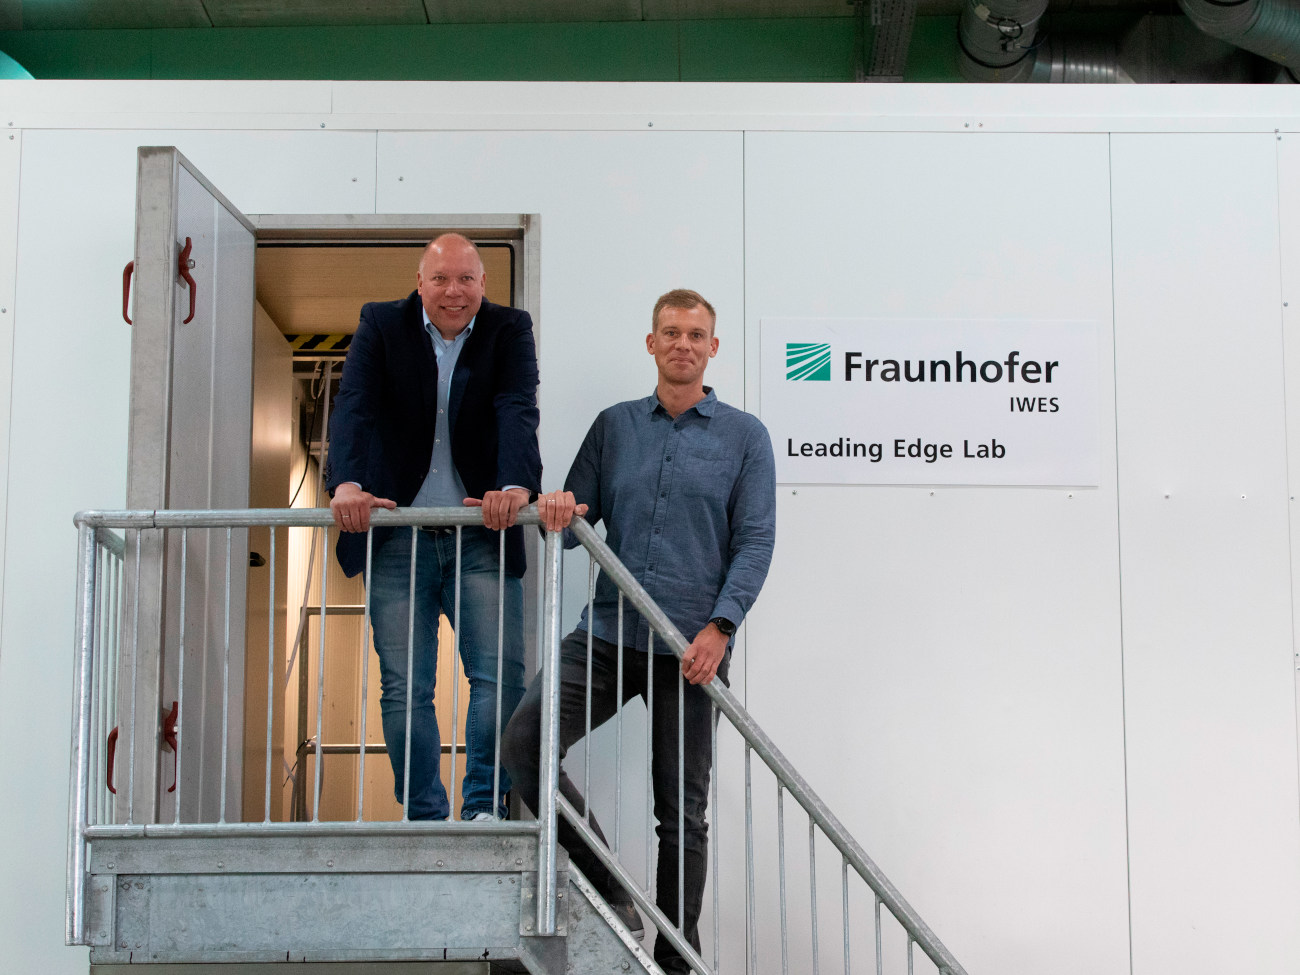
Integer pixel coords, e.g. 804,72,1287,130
118,147,254,824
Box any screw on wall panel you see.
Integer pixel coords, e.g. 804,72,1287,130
320,122,326,128
791,489,797,495
525,921,534,931
216,862,224,869
399,176,404,181
326,859,334,867
515,858,523,865
497,878,503,884
1241,494,1247,499
106,863,114,870
964,122,970,128
436,859,444,867
648,121,654,127
1067,493,1074,498
557,891,564,899
352,177,357,182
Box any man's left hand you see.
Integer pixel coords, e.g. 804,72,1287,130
681,622,730,685
464,487,531,530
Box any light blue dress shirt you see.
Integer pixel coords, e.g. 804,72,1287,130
411,311,474,507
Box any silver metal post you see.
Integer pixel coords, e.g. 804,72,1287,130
677,669,685,933
127,530,141,824
219,527,232,823
614,593,624,855
65,522,97,945
908,937,915,975
584,560,595,824
745,743,756,975
810,817,820,975
646,629,654,896
536,529,563,936
843,856,851,975
450,527,462,812
312,524,330,821
711,704,720,975
264,527,276,823
493,531,506,818
174,530,188,824
357,530,374,822
875,894,883,975
402,526,417,819
779,783,789,975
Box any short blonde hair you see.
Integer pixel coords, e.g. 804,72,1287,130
652,289,717,334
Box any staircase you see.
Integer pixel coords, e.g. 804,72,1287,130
68,508,966,975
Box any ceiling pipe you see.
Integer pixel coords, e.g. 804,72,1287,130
957,0,1049,80
1178,0,1300,70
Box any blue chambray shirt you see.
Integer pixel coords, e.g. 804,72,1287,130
411,310,474,507
564,388,776,654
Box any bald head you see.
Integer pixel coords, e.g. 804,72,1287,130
418,233,487,339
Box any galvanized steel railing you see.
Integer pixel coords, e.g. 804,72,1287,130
67,506,966,975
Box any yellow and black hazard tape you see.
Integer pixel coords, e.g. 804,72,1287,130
286,334,352,355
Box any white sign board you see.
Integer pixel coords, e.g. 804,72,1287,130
760,319,1100,486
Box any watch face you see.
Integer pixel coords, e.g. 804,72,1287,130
711,617,736,636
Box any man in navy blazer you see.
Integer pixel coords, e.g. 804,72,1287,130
326,233,541,821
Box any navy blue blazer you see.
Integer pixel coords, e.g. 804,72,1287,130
325,292,542,578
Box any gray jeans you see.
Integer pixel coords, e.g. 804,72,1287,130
501,629,728,974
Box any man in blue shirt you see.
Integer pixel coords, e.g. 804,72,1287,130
503,289,776,973
328,234,541,822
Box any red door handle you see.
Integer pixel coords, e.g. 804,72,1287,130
177,238,196,325
121,262,134,325
105,726,118,794
161,700,179,794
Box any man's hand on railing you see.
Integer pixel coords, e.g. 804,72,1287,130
682,622,729,685
463,487,531,530
330,482,397,533
534,490,589,532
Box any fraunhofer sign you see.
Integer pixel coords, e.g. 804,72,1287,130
760,319,1100,486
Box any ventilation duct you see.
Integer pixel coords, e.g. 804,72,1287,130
1178,0,1300,70
957,0,1049,81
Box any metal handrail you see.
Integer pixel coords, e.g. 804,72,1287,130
565,515,969,975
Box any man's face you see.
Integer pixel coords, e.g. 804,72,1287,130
646,304,718,387
417,240,486,336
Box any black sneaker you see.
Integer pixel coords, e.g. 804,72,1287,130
606,889,645,941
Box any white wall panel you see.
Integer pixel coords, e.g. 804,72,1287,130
1112,133,1300,975
0,127,381,974
742,132,1127,975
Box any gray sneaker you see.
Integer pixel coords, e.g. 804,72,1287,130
467,811,497,823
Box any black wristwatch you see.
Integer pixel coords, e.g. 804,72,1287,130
709,616,736,636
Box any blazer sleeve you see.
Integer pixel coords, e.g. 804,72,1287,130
491,310,542,496
325,302,383,494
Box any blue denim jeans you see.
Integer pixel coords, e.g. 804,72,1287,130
367,526,525,820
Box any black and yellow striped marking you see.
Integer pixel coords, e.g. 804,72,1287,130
286,334,352,355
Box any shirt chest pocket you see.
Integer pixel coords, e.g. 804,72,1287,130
678,446,740,499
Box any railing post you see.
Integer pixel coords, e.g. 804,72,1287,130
536,529,563,936
66,521,97,944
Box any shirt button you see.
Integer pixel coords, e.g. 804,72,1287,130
654,528,661,534
660,492,666,498
665,456,672,462
438,409,445,414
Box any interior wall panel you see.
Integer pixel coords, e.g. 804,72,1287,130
742,131,1127,975
1111,133,1300,975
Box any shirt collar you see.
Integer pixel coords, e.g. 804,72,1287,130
422,308,476,344
647,386,716,418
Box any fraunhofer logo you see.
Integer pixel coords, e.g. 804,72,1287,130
786,342,831,381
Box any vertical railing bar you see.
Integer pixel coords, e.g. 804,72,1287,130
264,526,276,823
312,522,330,822
127,528,141,825
357,529,374,822
89,546,102,827
402,526,417,820
536,530,563,936
810,817,820,975
450,526,462,816
745,743,756,975
874,894,883,975
908,937,915,975
219,527,233,824
614,592,624,855
677,668,685,934
173,529,188,825
843,856,851,975
711,704,719,975
583,560,595,824
493,530,506,819
66,522,97,944
778,783,789,975
646,629,655,896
